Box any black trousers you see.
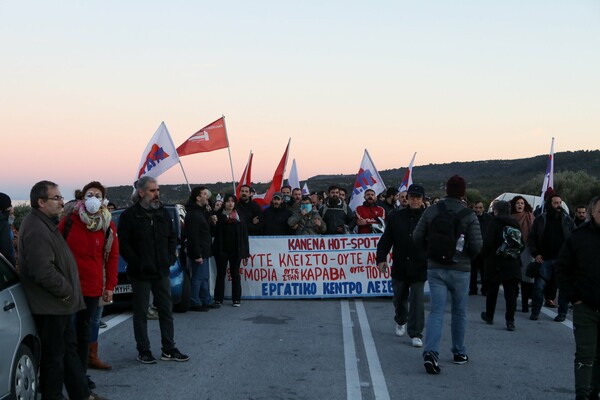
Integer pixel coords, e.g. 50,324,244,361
214,253,242,302
573,303,600,398
34,314,89,400
485,279,519,322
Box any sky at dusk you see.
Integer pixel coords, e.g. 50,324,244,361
1,1,599,200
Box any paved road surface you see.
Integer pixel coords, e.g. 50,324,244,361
92,294,574,400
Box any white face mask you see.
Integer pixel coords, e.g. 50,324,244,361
85,197,102,214
8,215,15,225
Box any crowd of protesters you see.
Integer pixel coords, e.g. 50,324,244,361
1,175,599,400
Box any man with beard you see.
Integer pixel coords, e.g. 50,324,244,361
355,189,385,234
263,192,294,235
237,185,264,236
320,185,354,234
377,187,399,220
118,176,189,363
574,205,588,227
528,191,575,321
377,184,427,347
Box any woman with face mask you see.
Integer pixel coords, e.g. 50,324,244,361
58,181,119,388
510,195,535,312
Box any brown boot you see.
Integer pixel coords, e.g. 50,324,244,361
88,342,112,370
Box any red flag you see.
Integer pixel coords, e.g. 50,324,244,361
236,151,253,198
253,140,290,208
176,117,229,156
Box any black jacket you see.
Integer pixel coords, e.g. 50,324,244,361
263,206,293,235
556,220,600,311
184,203,212,259
376,208,427,282
528,207,574,259
118,203,177,280
237,199,264,236
481,215,522,283
212,211,250,259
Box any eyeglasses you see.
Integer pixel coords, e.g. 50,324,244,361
46,195,64,202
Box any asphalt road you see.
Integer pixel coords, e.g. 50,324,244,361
92,294,574,400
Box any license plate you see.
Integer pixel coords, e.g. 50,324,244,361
114,284,132,294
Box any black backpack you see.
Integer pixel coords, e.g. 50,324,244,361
496,225,524,259
427,202,473,264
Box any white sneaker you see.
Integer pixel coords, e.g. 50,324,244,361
411,337,423,347
395,324,406,337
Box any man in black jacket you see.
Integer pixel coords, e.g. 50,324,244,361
263,192,293,235
118,176,189,364
377,184,427,348
556,196,600,400
184,186,217,311
527,192,575,321
237,185,264,236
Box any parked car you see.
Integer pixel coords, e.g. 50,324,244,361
110,204,191,312
0,254,40,400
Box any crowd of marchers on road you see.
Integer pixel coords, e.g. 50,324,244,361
0,174,599,400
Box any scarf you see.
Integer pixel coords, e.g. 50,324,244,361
223,209,240,224
76,201,112,233
512,211,534,241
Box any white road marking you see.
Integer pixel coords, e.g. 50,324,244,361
99,311,132,334
355,300,390,400
341,300,362,400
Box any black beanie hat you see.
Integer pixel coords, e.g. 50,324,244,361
446,175,466,198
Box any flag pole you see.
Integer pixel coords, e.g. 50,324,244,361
161,121,191,192
178,161,192,193
222,115,237,194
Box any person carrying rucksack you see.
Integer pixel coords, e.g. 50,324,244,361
479,200,523,331
413,175,482,375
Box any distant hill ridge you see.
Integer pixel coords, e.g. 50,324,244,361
106,150,600,207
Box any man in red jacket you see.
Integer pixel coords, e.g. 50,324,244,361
355,189,386,234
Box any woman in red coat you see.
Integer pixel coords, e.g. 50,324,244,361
58,181,118,388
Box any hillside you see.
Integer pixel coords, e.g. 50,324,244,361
106,150,600,207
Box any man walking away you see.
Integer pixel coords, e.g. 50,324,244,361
413,175,482,374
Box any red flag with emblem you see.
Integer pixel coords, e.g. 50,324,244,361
177,117,229,156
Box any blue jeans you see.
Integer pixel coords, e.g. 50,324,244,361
532,259,569,316
89,305,103,342
188,257,211,306
423,268,470,356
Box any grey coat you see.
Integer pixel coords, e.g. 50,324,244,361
18,208,85,315
413,197,483,272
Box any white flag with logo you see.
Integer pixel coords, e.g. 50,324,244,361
136,122,181,181
349,149,387,211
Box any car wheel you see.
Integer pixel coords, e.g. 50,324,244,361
174,271,191,313
11,344,38,400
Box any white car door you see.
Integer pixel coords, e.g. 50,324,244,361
0,258,21,398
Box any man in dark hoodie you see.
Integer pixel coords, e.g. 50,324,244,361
527,192,575,321
556,196,600,400
377,184,427,348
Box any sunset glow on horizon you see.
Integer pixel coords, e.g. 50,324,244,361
1,1,599,200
